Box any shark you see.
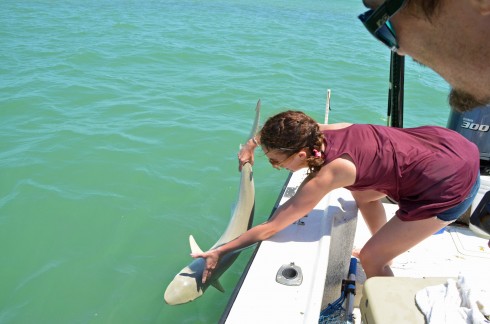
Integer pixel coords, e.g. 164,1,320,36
164,100,261,305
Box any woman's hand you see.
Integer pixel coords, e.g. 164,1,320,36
238,138,258,171
191,248,221,284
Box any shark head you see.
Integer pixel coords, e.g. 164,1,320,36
164,236,240,305
164,258,205,305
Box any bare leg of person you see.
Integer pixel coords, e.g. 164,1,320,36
358,215,448,278
351,190,387,259
351,190,388,235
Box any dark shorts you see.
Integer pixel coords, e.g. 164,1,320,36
436,175,480,222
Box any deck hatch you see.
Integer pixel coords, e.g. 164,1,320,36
276,262,303,286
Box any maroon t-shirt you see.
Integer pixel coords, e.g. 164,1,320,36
323,125,480,221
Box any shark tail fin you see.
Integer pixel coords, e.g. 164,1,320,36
189,235,204,254
211,280,225,293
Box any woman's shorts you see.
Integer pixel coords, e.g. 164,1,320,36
436,175,480,222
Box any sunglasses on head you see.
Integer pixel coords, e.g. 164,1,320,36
358,0,407,52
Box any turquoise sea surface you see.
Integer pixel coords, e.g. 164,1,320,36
1,0,450,323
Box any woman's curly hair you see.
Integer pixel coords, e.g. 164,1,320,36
259,110,325,174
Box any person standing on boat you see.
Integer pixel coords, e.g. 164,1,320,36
358,0,490,112
192,110,480,280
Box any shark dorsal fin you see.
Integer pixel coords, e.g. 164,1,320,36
211,279,225,293
189,235,204,254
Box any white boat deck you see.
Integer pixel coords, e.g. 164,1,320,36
221,169,358,323
352,177,490,323
353,205,490,282
221,170,490,324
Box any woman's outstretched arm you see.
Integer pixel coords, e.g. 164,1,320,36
191,157,356,283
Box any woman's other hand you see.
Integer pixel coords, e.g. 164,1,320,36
238,137,258,171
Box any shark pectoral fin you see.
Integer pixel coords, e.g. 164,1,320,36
211,280,225,293
189,235,204,254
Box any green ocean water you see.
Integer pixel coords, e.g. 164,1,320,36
1,0,450,323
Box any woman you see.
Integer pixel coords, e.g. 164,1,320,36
192,110,480,282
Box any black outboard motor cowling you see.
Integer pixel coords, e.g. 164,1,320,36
447,105,490,175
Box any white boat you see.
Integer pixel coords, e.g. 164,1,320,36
219,53,490,323
220,169,358,323
220,172,490,324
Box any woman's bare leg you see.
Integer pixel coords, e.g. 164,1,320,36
351,190,388,259
358,215,448,278
351,190,388,235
